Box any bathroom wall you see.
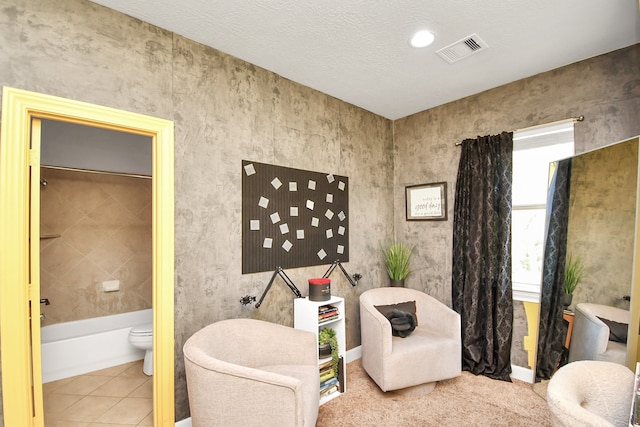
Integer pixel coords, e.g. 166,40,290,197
40,167,153,324
393,45,640,369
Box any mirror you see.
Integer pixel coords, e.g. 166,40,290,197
536,136,640,377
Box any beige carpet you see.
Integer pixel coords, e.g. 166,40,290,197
317,359,552,426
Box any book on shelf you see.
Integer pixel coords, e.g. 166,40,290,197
319,359,333,370
319,369,335,383
318,304,337,314
320,384,339,398
319,315,339,323
320,376,338,391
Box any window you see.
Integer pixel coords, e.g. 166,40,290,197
512,121,575,302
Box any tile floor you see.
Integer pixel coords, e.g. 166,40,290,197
43,360,153,427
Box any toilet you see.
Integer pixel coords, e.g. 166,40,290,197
128,323,153,375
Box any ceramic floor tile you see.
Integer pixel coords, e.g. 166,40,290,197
43,377,75,394
120,362,148,378
54,375,112,395
87,423,137,427
97,397,152,424
44,419,90,427
138,411,154,426
128,378,152,398
43,392,84,415
63,395,121,422
90,376,148,397
90,361,138,377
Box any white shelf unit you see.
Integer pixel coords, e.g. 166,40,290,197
294,296,346,404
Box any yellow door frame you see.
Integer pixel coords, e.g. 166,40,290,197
0,87,175,426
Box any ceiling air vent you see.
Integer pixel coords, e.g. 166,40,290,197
436,34,489,64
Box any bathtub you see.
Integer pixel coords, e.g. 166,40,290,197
41,308,152,383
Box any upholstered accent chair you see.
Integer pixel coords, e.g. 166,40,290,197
547,360,634,426
183,318,319,427
359,287,461,392
568,303,629,365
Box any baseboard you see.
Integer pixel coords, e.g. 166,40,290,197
176,418,192,427
346,345,362,363
510,364,535,383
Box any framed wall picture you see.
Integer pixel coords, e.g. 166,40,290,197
405,182,447,221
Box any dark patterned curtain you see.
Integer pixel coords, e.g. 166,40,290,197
452,132,514,382
535,158,572,381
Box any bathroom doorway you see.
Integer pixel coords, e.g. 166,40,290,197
0,87,175,427
38,123,154,424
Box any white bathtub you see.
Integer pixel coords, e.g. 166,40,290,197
41,308,152,383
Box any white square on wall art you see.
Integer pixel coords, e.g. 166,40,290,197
258,196,269,209
308,180,316,190
250,220,260,230
290,206,299,216
282,240,293,252
297,229,305,239
270,212,281,224
311,217,319,227
280,223,289,234
289,181,298,191
271,177,282,190
244,163,256,176
263,238,273,249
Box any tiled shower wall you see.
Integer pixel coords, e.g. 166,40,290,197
39,167,152,324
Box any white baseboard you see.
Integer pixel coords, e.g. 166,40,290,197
510,364,535,383
346,345,362,362
175,418,192,427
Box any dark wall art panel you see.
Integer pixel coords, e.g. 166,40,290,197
242,160,349,274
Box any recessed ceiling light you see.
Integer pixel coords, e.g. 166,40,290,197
410,30,435,48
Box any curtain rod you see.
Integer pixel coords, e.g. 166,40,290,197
455,115,584,146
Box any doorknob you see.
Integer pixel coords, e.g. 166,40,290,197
40,298,50,305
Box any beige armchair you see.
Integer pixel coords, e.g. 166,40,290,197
359,287,461,392
547,360,634,427
568,303,629,365
183,318,319,427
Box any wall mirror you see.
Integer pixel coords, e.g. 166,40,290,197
535,135,640,379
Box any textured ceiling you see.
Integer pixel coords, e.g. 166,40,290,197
89,0,640,120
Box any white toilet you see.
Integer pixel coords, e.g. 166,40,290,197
128,323,153,376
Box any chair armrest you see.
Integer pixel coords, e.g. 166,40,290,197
360,299,393,356
569,306,609,361
415,293,461,339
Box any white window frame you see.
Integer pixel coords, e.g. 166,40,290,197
512,120,575,302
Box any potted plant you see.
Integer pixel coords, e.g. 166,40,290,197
318,328,339,376
382,241,413,287
564,255,584,308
